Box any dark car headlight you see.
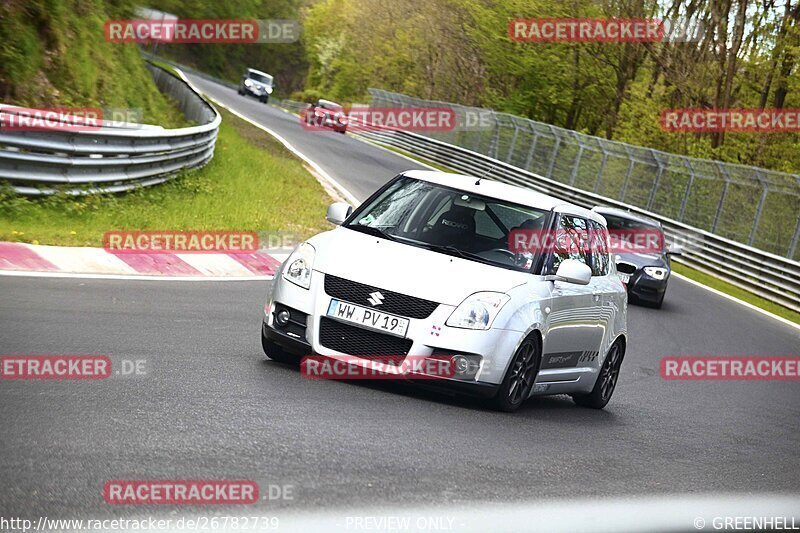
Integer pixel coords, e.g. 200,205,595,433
643,266,668,280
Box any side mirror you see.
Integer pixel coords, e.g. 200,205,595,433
554,259,592,285
667,244,683,256
326,202,353,225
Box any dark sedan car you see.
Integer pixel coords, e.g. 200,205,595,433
592,207,682,308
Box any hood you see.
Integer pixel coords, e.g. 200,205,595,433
308,228,531,306
614,251,668,269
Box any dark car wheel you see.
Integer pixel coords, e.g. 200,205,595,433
572,341,624,409
492,334,541,412
261,327,299,365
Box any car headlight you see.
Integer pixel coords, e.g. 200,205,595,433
643,266,668,280
244,79,254,87
446,292,510,330
266,86,273,94
282,243,315,289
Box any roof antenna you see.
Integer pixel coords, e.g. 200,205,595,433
475,164,496,185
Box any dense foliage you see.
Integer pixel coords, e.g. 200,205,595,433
300,0,799,173
0,0,186,126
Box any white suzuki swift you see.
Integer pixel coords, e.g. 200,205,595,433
262,170,627,412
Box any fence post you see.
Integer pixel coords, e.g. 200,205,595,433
569,144,584,186
524,124,539,171
678,158,695,222
748,171,769,246
646,151,664,210
507,121,520,164
546,130,561,179
488,112,501,159
789,217,800,259
620,159,635,202
594,150,608,194
711,163,732,234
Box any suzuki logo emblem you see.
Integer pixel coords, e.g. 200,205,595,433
367,291,385,306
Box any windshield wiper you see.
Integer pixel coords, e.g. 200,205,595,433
422,243,492,264
347,224,396,241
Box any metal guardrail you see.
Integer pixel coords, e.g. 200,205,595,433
136,54,799,312
353,127,800,313
369,89,800,262
140,51,241,92
0,63,220,195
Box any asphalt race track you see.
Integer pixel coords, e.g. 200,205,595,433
1,74,798,519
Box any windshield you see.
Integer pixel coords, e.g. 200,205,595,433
602,213,665,253
248,71,273,85
345,176,548,272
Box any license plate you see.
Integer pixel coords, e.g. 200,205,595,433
327,299,409,337
618,273,631,284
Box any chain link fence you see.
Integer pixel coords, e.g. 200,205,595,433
369,88,800,261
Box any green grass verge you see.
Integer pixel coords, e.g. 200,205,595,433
672,263,799,325
0,0,188,128
0,107,333,245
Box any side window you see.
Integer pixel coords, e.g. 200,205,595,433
589,220,610,276
548,215,590,274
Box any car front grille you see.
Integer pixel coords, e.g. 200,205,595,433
319,317,413,357
616,262,637,274
323,274,439,319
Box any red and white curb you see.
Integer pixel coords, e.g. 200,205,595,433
0,242,288,281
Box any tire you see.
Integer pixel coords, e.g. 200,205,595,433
492,334,541,412
261,328,299,365
572,341,624,409
338,130,346,134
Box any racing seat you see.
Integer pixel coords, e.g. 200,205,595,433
429,205,476,248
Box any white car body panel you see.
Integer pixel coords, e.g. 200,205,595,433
264,170,628,403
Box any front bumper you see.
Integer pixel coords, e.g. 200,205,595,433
263,320,311,355
264,271,521,393
627,271,668,302
243,85,270,98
